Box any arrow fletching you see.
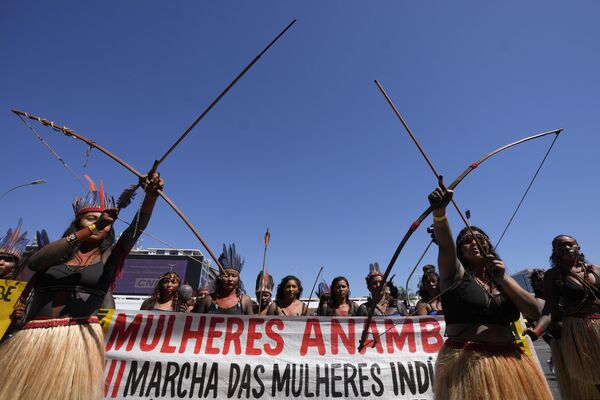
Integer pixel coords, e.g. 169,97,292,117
116,184,138,210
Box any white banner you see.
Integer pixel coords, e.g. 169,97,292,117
100,310,536,400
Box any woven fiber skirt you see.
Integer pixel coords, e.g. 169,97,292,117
550,338,600,399
433,338,552,400
0,316,104,400
561,314,600,384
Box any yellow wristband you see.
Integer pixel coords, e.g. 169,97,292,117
88,223,100,235
433,215,447,223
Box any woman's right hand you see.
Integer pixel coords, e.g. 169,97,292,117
428,178,453,212
95,208,118,231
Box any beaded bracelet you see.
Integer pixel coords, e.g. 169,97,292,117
65,233,81,248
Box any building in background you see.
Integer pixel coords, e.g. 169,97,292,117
114,248,217,309
511,268,535,293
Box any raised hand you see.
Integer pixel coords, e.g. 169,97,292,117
96,208,118,232
428,176,453,211
140,172,165,196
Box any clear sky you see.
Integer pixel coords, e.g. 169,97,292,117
2,1,599,296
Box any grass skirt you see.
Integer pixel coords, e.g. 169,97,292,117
550,338,600,399
433,338,552,400
561,315,600,384
0,317,104,400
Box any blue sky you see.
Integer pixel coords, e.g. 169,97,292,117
2,1,599,296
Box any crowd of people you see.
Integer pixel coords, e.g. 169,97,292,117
0,177,598,399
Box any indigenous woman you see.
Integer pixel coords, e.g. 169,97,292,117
194,243,254,315
428,184,550,400
197,275,212,301
357,263,398,316
0,220,28,279
0,221,29,335
544,235,600,391
269,275,307,316
0,173,163,400
314,280,330,316
140,271,186,312
318,276,359,316
415,270,444,316
254,270,275,315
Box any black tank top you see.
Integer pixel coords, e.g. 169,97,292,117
563,270,600,308
27,261,114,320
207,298,247,315
441,271,519,327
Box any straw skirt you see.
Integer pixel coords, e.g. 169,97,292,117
433,338,552,400
561,314,600,384
0,316,104,400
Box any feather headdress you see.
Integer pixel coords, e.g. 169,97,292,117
316,279,330,298
255,270,274,293
72,175,115,217
0,219,29,260
35,229,50,248
365,262,384,282
218,243,245,273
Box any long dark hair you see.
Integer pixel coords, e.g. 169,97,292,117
529,269,545,299
418,271,440,302
328,276,351,308
60,217,116,262
275,275,303,302
550,235,587,269
146,271,181,310
455,226,499,268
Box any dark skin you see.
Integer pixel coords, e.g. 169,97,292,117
0,254,17,278
29,173,164,272
195,271,254,314
255,289,273,316
416,275,443,316
26,173,164,319
155,274,180,311
428,182,541,341
272,279,305,316
331,279,351,316
367,276,391,314
544,236,600,321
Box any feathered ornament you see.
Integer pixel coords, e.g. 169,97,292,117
255,270,274,293
72,175,115,217
316,279,330,298
0,219,29,260
35,229,50,248
366,262,384,283
218,243,245,272
116,184,138,210
218,243,245,293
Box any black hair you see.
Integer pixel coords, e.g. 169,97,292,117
455,226,499,268
550,234,587,269
145,272,182,309
275,275,303,302
418,271,440,302
328,276,351,308
529,269,546,299
213,270,244,297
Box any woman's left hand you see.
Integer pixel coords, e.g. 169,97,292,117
486,257,506,284
141,172,164,196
